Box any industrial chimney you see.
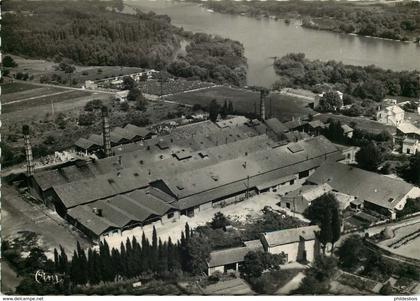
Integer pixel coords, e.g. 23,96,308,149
22,125,35,176
260,89,267,121
101,106,112,157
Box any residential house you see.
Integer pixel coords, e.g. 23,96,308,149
260,225,320,263
207,240,264,275
397,122,420,155
279,183,332,214
376,105,405,126
307,162,420,219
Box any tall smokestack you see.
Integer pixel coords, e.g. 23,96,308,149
102,106,112,157
22,125,35,176
260,90,267,121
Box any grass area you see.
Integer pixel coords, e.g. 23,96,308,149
3,90,92,113
166,86,314,122
248,269,301,294
1,82,40,94
2,85,68,103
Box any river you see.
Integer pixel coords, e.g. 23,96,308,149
126,0,420,88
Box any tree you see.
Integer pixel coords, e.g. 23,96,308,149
323,119,345,143
292,256,337,294
318,91,343,112
355,141,384,171
78,112,96,126
397,197,420,218
210,212,230,230
120,101,129,112
337,235,367,270
240,251,265,278
122,76,136,90
208,99,220,122
304,193,341,252
2,55,17,68
135,95,148,111
240,251,286,279
398,153,420,186
84,99,103,111
185,234,211,275
58,62,76,84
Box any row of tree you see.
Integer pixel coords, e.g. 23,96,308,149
53,223,211,286
273,53,419,101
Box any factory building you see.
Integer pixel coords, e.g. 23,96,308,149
27,116,344,240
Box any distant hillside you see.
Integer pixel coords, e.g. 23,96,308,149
3,0,247,86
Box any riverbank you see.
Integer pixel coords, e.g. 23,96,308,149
194,0,420,44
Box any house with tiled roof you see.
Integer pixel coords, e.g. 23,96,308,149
307,162,420,219
260,225,320,263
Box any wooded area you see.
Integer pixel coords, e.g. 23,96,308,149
3,0,247,86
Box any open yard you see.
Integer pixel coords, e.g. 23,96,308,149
105,192,285,250
166,86,314,122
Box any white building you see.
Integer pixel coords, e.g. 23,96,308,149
402,138,419,155
260,225,320,263
84,80,97,90
114,90,129,102
376,105,405,126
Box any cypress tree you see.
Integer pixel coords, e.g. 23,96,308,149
157,239,168,274
151,226,158,272
228,101,234,114
141,232,150,272
87,248,95,284
53,248,59,272
99,240,113,282
70,250,80,284
58,246,68,274
120,242,127,277
76,242,88,285
185,223,190,242
91,250,101,285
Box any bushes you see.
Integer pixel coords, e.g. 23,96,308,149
396,198,420,218
84,99,103,111
78,112,96,126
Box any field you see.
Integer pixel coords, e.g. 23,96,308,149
9,55,144,84
166,86,314,122
3,89,93,113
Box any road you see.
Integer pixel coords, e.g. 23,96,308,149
1,184,90,257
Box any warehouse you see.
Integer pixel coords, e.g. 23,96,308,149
27,116,343,240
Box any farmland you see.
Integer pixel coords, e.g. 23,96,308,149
165,86,314,122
